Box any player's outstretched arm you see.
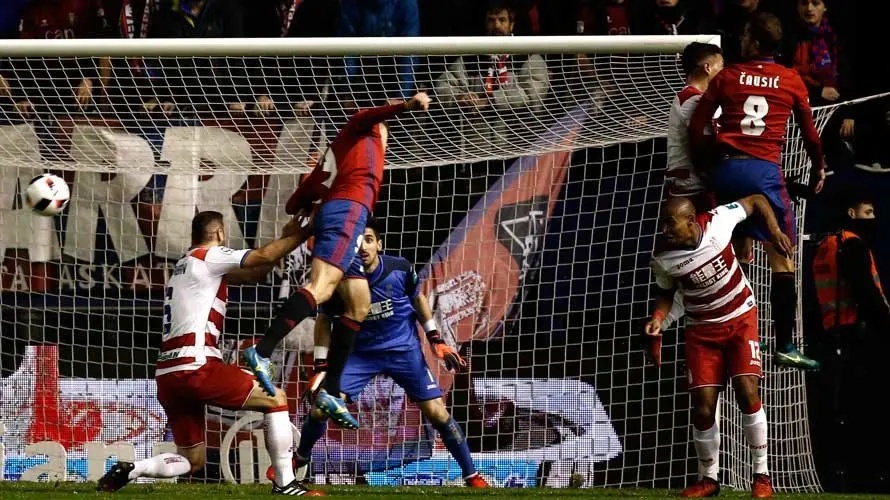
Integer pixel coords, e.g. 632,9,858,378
737,194,794,256
414,293,465,372
350,92,432,130
241,215,314,270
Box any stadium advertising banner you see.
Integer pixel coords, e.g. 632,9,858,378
0,109,621,486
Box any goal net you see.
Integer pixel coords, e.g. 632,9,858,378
0,36,825,492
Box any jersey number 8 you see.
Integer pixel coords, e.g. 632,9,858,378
740,95,769,137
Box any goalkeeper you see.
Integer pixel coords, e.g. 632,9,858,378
296,218,489,489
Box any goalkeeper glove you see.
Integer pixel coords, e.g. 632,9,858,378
425,329,466,372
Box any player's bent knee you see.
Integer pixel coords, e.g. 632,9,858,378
304,282,335,306
344,301,371,322
419,398,449,425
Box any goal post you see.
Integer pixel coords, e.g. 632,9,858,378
0,35,827,492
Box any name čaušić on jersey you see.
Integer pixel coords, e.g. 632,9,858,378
323,255,422,353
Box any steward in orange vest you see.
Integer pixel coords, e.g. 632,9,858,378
808,197,890,493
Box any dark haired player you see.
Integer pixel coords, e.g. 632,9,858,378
292,218,489,488
689,13,825,370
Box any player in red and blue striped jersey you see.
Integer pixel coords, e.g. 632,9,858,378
688,13,824,371
244,92,431,430
293,218,489,488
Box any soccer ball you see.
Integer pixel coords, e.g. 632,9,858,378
25,173,70,216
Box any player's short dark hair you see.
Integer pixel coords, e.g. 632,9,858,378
681,42,723,77
365,216,383,239
191,211,224,245
748,12,783,56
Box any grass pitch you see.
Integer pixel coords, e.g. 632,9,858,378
0,483,888,500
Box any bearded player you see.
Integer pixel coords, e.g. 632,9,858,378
688,13,825,371
286,217,489,488
98,211,318,496
661,41,725,332
647,196,793,498
244,92,432,430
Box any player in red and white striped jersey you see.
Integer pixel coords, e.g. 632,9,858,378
665,42,723,212
661,41,724,332
645,196,792,498
99,211,321,497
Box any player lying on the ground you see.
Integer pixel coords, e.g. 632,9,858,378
688,12,824,371
244,92,432,431
293,218,489,488
646,196,793,498
99,211,320,496
661,41,725,331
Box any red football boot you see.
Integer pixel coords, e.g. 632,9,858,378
465,473,489,488
681,477,720,497
752,474,773,498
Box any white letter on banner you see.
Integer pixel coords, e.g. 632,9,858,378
63,126,153,263
20,441,67,481
85,441,135,481
0,124,61,262
255,118,315,245
154,127,249,259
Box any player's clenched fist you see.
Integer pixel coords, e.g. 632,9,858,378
644,316,663,368
406,91,432,111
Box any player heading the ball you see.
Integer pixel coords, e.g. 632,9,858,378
98,211,320,496
647,196,791,498
688,12,824,371
243,92,432,431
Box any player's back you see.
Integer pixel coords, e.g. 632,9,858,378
666,86,705,196
710,60,807,164
158,246,248,375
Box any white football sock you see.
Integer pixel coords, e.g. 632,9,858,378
265,409,296,487
129,452,191,480
692,423,720,481
742,407,769,475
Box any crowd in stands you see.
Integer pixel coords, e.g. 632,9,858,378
0,0,885,169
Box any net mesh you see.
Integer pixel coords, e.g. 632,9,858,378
0,44,828,492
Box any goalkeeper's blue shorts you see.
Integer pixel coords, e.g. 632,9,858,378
340,348,443,403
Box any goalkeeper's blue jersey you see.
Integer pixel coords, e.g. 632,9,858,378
323,254,422,353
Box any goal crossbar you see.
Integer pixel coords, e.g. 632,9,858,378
0,35,721,57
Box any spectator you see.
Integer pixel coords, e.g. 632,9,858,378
243,0,340,117
145,0,270,118
337,0,420,108
782,0,854,170
575,0,643,36
435,4,548,113
715,0,776,63
435,3,548,151
810,194,890,492
0,0,29,38
639,0,715,36
10,0,112,115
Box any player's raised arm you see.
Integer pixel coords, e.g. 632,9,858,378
790,76,826,193
737,194,794,256
349,92,432,130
